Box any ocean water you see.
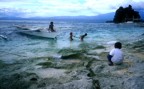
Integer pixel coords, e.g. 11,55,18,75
0,20,144,63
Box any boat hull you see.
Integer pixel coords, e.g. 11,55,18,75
17,30,57,39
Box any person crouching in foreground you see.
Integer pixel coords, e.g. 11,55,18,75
107,42,124,66
80,33,87,41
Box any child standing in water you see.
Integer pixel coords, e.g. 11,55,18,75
107,42,124,66
80,33,87,41
69,32,73,41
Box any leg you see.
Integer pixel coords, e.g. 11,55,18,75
107,54,113,66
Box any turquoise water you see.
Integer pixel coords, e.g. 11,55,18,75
0,20,144,63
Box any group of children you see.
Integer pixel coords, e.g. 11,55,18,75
48,22,87,41
70,32,124,66
49,21,124,66
69,32,87,41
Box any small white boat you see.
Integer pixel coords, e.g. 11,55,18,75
17,29,57,39
14,25,30,30
0,35,8,40
125,21,133,23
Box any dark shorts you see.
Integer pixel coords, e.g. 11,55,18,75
107,54,113,64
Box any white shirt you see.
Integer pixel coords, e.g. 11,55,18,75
109,48,124,64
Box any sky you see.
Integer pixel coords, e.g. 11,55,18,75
0,0,144,18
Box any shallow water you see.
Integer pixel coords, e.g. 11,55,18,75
0,20,144,63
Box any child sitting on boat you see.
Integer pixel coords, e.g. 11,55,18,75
48,22,56,32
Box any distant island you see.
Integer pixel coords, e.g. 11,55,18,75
113,5,141,23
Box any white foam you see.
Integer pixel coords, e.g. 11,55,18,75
106,41,117,45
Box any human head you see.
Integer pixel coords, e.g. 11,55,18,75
70,32,73,35
84,33,87,36
114,42,122,49
50,22,53,24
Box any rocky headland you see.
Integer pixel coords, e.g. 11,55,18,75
113,5,141,23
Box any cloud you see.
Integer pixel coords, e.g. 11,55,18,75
128,1,144,10
0,0,143,17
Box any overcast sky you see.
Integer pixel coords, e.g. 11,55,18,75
0,0,144,18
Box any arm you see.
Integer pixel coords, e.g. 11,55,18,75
107,49,114,60
109,49,115,56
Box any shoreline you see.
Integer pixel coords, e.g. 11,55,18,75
0,40,144,89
